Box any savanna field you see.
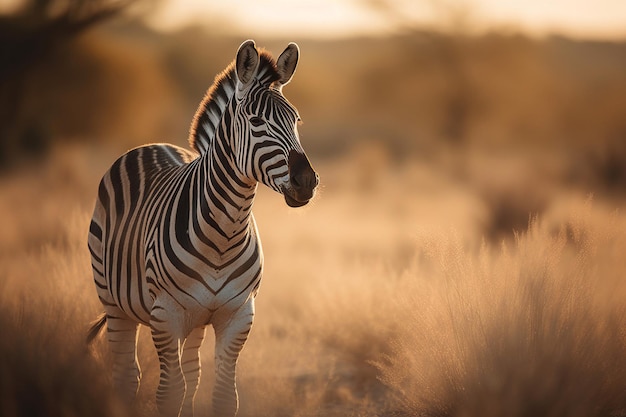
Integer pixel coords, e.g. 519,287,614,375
2,15,626,417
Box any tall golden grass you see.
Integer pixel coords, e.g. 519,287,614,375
1,145,625,416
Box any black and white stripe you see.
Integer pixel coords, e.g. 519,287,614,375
87,40,318,417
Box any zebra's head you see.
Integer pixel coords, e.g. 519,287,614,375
233,40,319,208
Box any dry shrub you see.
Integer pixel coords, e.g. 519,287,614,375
0,210,133,417
375,203,626,417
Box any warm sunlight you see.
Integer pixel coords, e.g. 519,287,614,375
147,0,626,39
146,0,396,38
3,0,626,415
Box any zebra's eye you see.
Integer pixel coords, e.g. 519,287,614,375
249,116,265,127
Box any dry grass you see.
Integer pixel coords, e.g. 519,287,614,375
1,144,625,416
375,207,626,417
3,18,626,416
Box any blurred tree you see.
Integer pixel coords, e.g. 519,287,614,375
0,0,133,168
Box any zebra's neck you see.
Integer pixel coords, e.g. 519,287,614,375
188,131,257,263
184,52,281,261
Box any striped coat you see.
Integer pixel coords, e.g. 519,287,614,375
87,40,318,417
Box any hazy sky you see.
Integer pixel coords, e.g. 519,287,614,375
0,0,624,39
146,0,626,40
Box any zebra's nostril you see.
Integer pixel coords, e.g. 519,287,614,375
291,174,301,189
292,170,319,191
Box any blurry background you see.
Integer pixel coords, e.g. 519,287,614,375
1,1,626,416
1,0,625,236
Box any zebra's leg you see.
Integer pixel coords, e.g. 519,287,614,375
180,326,206,417
151,304,185,417
105,309,141,404
212,299,255,417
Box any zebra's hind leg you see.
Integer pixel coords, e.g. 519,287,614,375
180,326,206,417
105,310,141,404
212,299,255,417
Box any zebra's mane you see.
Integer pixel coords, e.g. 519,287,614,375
188,50,281,154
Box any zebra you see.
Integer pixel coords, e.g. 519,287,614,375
86,40,318,417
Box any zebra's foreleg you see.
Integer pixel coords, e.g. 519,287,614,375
212,299,255,417
180,326,206,417
105,311,141,404
151,305,186,417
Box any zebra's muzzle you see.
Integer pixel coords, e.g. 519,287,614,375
283,150,319,207
282,187,311,207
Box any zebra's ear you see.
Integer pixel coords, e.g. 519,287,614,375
276,43,299,86
236,40,260,86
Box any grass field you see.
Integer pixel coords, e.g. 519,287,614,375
1,142,625,417
2,14,626,416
